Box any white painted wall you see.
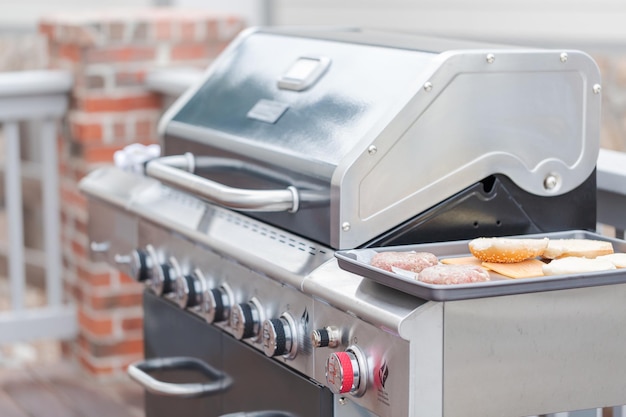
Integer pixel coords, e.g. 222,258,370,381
170,0,269,26
269,0,626,45
4,0,626,45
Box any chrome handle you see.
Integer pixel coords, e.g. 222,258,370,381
145,153,300,212
127,357,232,398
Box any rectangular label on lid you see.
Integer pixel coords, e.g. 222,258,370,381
247,99,289,124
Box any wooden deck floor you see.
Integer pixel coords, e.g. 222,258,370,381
0,360,144,417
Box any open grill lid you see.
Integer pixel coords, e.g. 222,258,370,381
152,27,601,249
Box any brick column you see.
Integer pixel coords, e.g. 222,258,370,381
38,8,246,378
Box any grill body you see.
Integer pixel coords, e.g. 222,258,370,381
79,27,620,417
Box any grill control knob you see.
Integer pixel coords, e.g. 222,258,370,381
154,256,183,297
175,268,206,309
230,297,264,341
115,249,152,282
148,262,174,296
262,313,298,358
145,246,174,296
326,345,367,396
311,326,341,348
203,284,232,323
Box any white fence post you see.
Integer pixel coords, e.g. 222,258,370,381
0,70,76,344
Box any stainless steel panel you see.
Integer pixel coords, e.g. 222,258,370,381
80,167,334,289
86,199,138,278
336,49,601,248
161,29,436,178
442,284,626,417
155,29,601,249
304,260,426,331
312,298,410,417
143,291,333,417
138,220,316,377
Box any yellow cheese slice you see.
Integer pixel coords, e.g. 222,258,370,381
440,256,484,267
482,259,545,279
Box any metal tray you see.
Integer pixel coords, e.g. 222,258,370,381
335,230,626,301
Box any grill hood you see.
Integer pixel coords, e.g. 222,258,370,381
150,27,601,249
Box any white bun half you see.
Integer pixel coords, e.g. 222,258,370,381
542,239,614,260
542,256,616,276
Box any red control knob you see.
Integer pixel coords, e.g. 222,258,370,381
326,351,358,394
325,346,368,397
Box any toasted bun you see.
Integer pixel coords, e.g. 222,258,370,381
468,237,549,263
542,256,616,276
542,239,614,260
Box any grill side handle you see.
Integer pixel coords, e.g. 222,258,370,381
127,356,233,398
145,153,301,212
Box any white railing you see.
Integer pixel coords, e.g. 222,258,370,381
0,70,76,343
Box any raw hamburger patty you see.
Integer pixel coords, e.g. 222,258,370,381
418,264,490,285
370,251,438,273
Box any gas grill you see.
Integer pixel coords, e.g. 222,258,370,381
79,27,626,417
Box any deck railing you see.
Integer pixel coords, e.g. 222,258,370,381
0,70,76,343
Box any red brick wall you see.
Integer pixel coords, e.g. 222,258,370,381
39,8,246,378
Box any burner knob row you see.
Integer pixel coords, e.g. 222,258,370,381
119,246,373,398
123,246,309,361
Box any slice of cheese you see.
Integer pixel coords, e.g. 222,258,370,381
440,256,484,267
482,259,545,279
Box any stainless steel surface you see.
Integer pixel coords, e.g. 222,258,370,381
79,27,619,417
83,171,626,416
157,27,601,249
311,296,411,417
439,284,626,417
335,47,600,248
80,167,333,290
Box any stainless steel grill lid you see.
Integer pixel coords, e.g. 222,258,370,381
150,27,601,249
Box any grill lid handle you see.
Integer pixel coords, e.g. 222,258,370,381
146,153,301,212
127,356,232,398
